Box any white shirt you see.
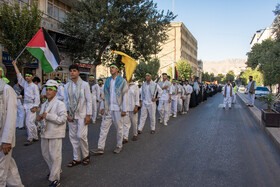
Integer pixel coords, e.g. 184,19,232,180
171,84,178,100
177,84,184,97
184,84,193,95
40,97,67,139
109,78,120,111
99,85,104,102
0,84,17,147
127,84,140,111
223,85,234,97
64,79,92,119
56,85,65,101
143,84,152,105
247,81,257,91
91,84,100,101
17,73,40,109
160,80,172,101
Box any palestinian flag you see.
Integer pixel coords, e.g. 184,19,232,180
26,27,61,73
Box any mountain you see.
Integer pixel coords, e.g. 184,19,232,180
203,58,247,75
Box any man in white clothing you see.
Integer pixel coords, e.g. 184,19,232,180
89,75,100,124
158,73,172,126
96,79,104,119
13,79,25,129
177,80,184,114
247,76,256,107
123,79,139,143
37,80,67,187
13,60,40,146
183,80,193,114
138,73,162,134
64,65,92,167
0,64,24,187
171,80,178,118
223,81,234,109
91,64,128,154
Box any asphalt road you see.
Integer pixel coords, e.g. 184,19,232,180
13,93,280,187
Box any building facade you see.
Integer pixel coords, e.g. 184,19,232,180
156,22,199,79
0,0,92,84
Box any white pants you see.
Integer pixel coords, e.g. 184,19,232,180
248,93,255,105
41,138,62,182
98,111,124,149
223,96,232,108
91,97,97,123
68,119,89,161
138,103,156,131
25,109,38,141
171,99,177,115
16,100,25,128
158,100,170,123
0,150,24,187
123,111,138,139
183,95,191,112
177,98,183,113
232,94,237,103
97,101,102,117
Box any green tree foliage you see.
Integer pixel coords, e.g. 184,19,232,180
134,58,160,82
225,70,235,82
239,68,263,86
214,74,225,84
209,73,215,82
247,39,280,88
61,0,176,67
202,72,210,82
0,2,41,66
176,60,193,80
167,66,173,78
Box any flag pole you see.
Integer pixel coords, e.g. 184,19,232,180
14,47,26,61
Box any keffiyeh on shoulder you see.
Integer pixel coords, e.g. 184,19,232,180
68,77,83,118
104,75,128,113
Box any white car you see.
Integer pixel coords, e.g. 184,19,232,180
255,86,270,98
239,85,245,93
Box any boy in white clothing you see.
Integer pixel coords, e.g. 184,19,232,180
37,80,67,187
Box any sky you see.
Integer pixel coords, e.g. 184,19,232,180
153,0,280,61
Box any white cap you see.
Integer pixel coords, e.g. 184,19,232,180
45,79,59,88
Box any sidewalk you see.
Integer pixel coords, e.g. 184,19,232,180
238,92,280,152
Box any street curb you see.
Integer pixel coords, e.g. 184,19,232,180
237,93,280,153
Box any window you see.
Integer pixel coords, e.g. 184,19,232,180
48,2,53,16
59,10,66,22
47,0,69,22
54,6,59,18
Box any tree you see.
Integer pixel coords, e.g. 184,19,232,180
209,73,215,82
239,68,263,86
202,72,210,82
61,0,176,69
214,74,225,84
134,58,160,82
0,2,41,66
247,39,280,89
167,66,173,78
225,70,235,82
176,60,193,80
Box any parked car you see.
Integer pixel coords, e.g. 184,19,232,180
239,85,245,93
255,86,270,98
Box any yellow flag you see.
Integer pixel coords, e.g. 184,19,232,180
111,50,137,82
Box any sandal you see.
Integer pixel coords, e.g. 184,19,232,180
82,156,90,166
67,160,81,167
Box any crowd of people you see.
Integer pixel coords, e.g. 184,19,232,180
0,61,222,187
